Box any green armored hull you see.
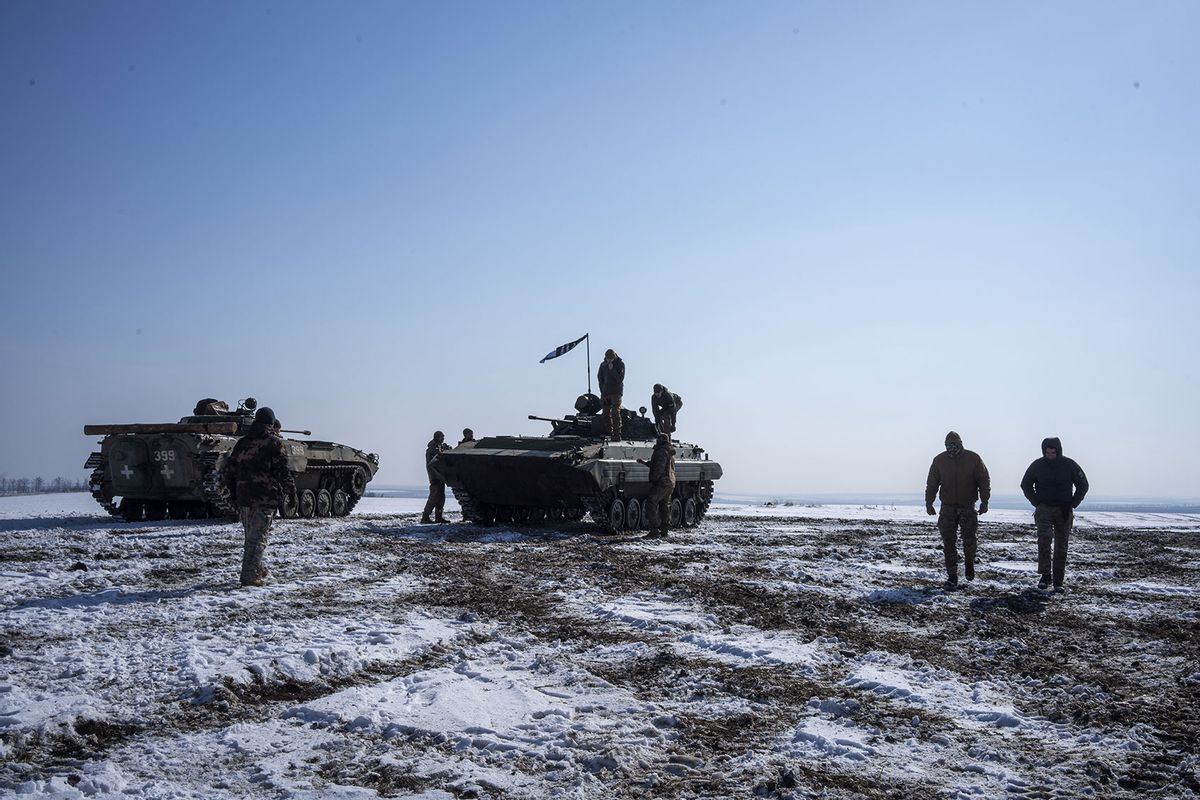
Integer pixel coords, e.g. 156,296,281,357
438,395,722,533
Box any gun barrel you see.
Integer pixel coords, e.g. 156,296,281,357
527,415,562,423
84,422,239,435
280,429,312,435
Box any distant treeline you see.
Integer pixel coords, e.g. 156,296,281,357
0,476,89,496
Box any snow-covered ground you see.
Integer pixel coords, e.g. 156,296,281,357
2,493,1198,798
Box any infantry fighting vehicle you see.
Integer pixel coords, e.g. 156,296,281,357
84,398,380,521
437,394,722,533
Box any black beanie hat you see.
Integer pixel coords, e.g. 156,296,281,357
254,406,277,427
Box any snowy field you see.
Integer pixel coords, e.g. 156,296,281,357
2,493,1198,799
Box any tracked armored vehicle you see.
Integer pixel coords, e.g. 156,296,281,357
438,394,722,533
84,398,380,521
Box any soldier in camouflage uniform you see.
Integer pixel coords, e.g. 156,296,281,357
597,349,625,440
638,432,676,539
651,384,679,434
422,431,450,523
222,406,296,587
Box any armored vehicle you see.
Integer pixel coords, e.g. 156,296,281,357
84,397,380,521
437,394,722,533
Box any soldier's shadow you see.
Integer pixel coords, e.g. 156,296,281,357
969,588,1051,615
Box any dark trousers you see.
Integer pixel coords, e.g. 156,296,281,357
647,482,673,534
423,481,446,520
602,394,622,439
937,504,978,580
1034,505,1072,585
654,412,676,434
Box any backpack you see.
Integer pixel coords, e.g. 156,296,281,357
672,392,682,410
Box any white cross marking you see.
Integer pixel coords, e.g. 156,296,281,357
120,465,134,479
161,465,174,480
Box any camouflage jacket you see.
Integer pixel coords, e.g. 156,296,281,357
648,442,676,486
222,426,296,508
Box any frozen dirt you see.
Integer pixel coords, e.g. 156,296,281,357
1,493,1198,798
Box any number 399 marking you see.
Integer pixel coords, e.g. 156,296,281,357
153,450,177,462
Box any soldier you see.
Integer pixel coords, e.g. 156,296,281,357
421,431,450,524
925,431,991,590
651,384,679,434
638,432,676,539
597,348,625,440
221,406,296,587
1021,437,1089,591
459,428,475,446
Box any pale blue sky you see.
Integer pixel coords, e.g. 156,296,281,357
2,1,1197,496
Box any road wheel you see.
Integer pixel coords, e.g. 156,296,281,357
280,492,299,519
547,507,563,521
299,489,316,518
513,506,531,524
669,498,683,528
332,489,349,516
144,501,166,521
625,498,642,531
476,504,497,526
349,467,368,497
683,497,698,527
496,506,514,524
529,507,546,523
316,489,332,517
608,498,626,533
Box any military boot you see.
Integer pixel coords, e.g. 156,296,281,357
965,561,975,582
1038,574,1052,590
419,516,434,524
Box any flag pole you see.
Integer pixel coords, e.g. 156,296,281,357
586,333,591,395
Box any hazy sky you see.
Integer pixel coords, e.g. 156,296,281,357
2,1,1197,498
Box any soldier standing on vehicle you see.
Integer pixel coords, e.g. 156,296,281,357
597,349,625,440
221,406,296,587
1021,437,1089,591
925,431,991,590
651,384,679,435
459,428,475,446
638,432,676,539
421,431,450,524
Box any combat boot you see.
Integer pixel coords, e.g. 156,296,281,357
419,516,435,524
965,562,975,582
1038,575,1052,590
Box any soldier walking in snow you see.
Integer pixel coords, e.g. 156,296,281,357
222,406,296,587
925,431,991,590
1021,437,1089,591
421,431,450,524
638,432,676,539
597,349,625,440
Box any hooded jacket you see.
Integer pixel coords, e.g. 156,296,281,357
925,432,991,506
597,356,625,397
1020,437,1089,508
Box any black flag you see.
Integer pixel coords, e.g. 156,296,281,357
539,333,587,363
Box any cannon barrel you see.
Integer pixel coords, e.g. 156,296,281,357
280,429,312,436
84,422,239,436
